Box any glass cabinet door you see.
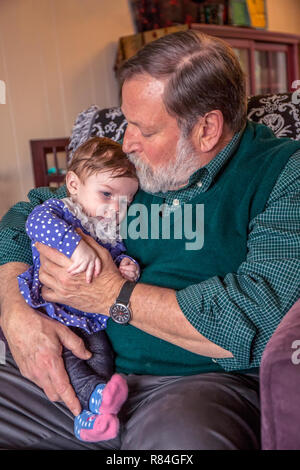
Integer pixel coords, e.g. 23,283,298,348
217,37,289,96
255,46,288,95
269,51,288,93
232,47,251,96
255,50,269,94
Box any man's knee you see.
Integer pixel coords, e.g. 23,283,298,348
0,351,118,450
121,373,260,450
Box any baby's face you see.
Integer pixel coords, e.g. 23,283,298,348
72,170,138,223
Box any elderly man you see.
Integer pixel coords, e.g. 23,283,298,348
0,31,299,450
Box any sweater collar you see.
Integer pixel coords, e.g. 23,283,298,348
152,124,245,201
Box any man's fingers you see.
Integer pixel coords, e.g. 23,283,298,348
57,327,91,361
48,358,81,416
39,268,60,293
41,378,60,403
35,242,72,268
41,286,60,303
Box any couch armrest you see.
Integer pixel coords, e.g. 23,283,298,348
260,298,300,450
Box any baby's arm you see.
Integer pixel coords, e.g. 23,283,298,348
26,199,81,251
26,199,99,283
67,239,101,283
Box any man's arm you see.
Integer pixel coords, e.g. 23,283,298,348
37,233,233,359
0,186,92,415
129,283,233,358
0,262,91,415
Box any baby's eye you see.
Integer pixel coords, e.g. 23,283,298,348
102,191,112,198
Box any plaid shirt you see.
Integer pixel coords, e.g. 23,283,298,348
174,135,300,370
1,128,300,371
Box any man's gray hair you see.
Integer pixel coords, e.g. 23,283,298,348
118,30,247,135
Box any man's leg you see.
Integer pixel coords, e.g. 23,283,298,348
0,349,121,450
0,343,260,450
121,372,260,450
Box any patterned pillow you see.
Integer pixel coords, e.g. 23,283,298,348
68,105,126,163
68,92,300,162
247,93,300,141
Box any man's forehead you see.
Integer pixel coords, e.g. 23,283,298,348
121,76,169,124
122,76,165,106
123,74,165,93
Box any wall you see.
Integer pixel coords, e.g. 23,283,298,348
0,0,134,217
266,0,300,35
0,0,300,217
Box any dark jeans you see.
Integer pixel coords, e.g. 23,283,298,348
63,327,114,410
0,345,261,450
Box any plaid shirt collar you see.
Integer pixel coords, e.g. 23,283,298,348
150,127,244,212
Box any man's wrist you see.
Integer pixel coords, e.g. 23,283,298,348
106,275,127,316
0,262,29,313
109,279,137,325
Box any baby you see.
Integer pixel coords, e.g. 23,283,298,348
18,137,139,442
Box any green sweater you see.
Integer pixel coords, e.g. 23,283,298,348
106,121,300,375
1,121,300,375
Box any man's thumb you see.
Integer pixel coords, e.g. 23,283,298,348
58,327,92,360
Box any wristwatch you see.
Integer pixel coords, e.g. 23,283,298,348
109,280,137,325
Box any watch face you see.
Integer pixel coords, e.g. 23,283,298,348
110,303,131,324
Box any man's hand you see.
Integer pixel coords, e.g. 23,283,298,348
36,230,124,315
0,263,91,415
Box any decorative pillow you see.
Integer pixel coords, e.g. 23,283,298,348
68,105,126,162
68,92,300,162
88,107,127,143
247,93,300,141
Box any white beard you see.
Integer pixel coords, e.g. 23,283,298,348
127,134,200,193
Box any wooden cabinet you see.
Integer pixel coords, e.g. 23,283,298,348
191,24,300,96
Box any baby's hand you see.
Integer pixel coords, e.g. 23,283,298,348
119,257,140,282
68,239,101,283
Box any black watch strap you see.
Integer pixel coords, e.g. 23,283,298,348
116,280,137,305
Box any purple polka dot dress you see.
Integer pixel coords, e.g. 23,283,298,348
18,198,132,334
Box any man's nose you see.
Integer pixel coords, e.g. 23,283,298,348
122,125,141,154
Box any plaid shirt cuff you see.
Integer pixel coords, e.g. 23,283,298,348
176,277,257,371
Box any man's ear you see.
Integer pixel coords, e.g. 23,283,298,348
192,110,224,153
65,171,80,196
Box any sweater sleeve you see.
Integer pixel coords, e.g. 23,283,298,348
176,150,300,371
25,198,81,258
